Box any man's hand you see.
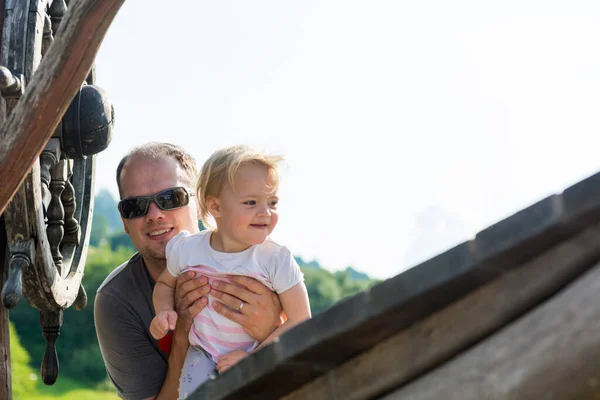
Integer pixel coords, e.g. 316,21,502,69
210,276,282,342
172,271,210,344
216,350,249,374
150,310,178,340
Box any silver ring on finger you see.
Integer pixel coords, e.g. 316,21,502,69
239,301,245,312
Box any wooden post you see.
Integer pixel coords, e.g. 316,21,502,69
0,0,11,395
0,217,11,399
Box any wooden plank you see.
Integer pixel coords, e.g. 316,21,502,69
0,0,125,215
283,225,600,400
0,4,9,396
0,217,11,400
382,259,600,400
192,174,600,400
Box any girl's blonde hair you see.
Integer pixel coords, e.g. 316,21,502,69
197,145,283,228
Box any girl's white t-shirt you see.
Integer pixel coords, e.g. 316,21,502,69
165,229,304,361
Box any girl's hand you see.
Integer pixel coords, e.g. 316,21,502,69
216,350,249,374
150,310,178,340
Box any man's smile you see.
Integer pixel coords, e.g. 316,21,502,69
147,227,174,239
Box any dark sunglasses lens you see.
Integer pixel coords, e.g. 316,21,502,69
120,198,150,219
155,188,189,210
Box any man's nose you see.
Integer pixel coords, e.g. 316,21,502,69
146,201,165,220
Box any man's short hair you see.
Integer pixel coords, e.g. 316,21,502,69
116,142,199,198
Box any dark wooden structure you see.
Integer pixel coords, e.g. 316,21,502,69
0,0,121,398
189,171,600,400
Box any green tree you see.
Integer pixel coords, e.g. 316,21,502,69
90,214,110,246
9,322,37,400
302,268,342,314
302,266,379,314
9,245,134,385
94,189,122,232
108,231,134,252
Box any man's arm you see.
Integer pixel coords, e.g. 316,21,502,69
95,271,209,400
210,275,283,341
150,271,209,400
95,291,169,400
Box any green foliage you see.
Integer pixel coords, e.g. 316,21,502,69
93,189,122,233
10,245,134,386
301,267,379,314
17,375,119,400
90,214,109,247
343,266,370,281
11,323,118,399
303,267,343,314
107,231,134,252
10,322,37,399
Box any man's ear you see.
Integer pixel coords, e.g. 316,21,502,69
207,196,221,218
121,217,130,235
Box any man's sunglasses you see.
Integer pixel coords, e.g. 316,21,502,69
118,186,195,219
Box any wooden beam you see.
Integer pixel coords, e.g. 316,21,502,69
283,225,600,400
0,217,11,400
382,259,600,400
193,174,600,399
0,4,9,395
0,0,125,215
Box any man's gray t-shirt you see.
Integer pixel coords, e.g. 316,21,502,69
94,253,169,399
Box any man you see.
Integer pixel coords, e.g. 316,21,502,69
94,142,282,400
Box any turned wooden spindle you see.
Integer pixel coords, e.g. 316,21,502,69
1,255,27,309
48,0,67,35
40,152,57,215
40,310,63,385
61,161,80,245
0,65,23,101
42,13,54,57
48,161,67,270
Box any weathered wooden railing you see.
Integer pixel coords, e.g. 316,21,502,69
191,172,600,400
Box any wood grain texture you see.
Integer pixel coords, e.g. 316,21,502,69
0,0,125,215
0,1,9,397
382,259,600,400
284,225,600,400
0,218,12,400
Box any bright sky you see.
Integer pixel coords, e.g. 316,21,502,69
93,1,600,279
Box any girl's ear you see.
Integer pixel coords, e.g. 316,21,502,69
207,196,221,218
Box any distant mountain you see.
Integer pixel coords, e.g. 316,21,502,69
344,266,370,281
294,256,372,281
93,189,121,233
294,256,321,269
